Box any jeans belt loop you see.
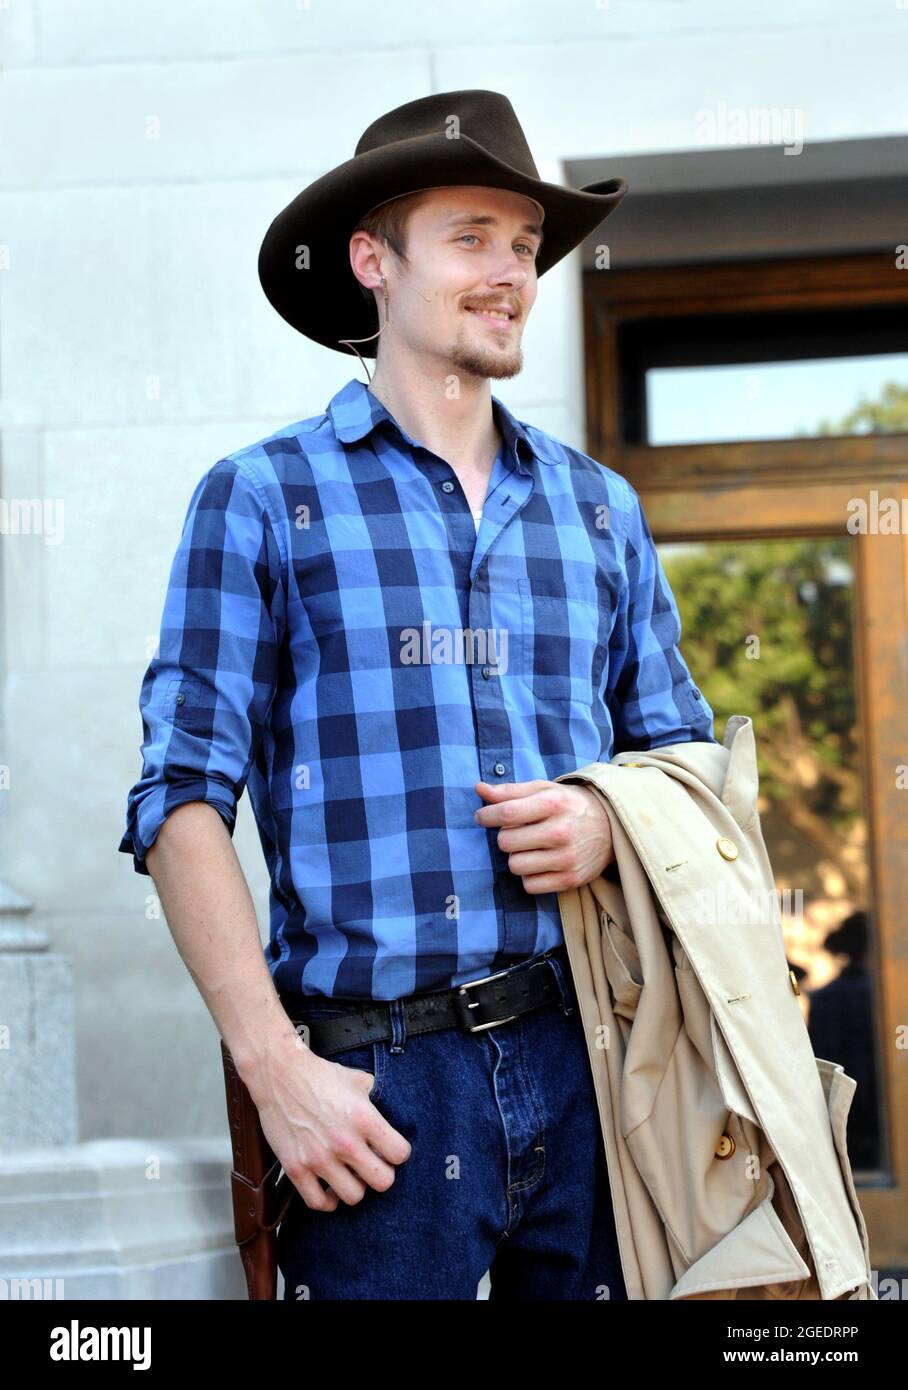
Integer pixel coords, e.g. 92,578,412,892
541,948,575,1016
388,997,407,1054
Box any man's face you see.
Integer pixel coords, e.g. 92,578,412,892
381,185,542,381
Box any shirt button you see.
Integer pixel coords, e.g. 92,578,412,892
691,687,701,698
441,480,455,493
481,666,491,679
493,762,506,776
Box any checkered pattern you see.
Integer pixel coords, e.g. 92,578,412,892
119,377,716,1002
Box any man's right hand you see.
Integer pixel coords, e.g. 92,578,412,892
143,804,412,1212
246,1034,413,1212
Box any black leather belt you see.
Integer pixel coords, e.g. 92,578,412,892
291,944,574,1058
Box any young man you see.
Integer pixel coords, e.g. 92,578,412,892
119,90,717,1300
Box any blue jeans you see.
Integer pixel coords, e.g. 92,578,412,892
276,950,628,1300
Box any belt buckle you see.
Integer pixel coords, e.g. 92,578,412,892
456,967,519,1033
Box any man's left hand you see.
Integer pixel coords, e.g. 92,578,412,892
473,778,614,894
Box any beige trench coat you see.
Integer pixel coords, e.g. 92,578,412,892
553,714,875,1301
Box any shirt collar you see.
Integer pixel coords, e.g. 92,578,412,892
326,377,559,471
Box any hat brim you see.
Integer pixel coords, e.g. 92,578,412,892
258,129,627,356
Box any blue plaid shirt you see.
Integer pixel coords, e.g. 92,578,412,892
119,376,716,1003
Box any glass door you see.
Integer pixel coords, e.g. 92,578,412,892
585,250,908,1269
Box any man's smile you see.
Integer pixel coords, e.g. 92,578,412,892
463,305,518,329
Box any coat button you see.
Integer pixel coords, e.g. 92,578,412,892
716,836,738,860
715,1133,736,1159
789,969,801,996
175,692,186,705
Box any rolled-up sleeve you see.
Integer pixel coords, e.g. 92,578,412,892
118,458,286,875
605,481,717,753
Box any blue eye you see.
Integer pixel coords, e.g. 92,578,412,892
458,234,536,256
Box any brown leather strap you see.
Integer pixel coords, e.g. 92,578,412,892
221,1040,297,1299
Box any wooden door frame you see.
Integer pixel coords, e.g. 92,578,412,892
584,251,908,1268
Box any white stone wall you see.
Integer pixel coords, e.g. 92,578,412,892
1,0,905,1142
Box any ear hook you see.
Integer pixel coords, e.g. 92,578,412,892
338,274,390,384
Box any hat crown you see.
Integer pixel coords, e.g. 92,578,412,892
355,89,540,180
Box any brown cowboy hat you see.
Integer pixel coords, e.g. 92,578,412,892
257,89,628,357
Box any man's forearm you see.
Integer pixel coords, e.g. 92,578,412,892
144,801,301,1084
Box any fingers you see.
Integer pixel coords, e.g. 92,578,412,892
292,1130,398,1209
519,871,573,894
291,1170,340,1212
284,1067,412,1211
285,1140,373,1209
316,1153,370,1206
363,1102,413,1167
495,819,570,853
475,778,551,799
505,847,569,877
474,781,561,828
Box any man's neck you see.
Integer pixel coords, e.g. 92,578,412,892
366,356,503,478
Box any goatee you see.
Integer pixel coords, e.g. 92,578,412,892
449,342,524,381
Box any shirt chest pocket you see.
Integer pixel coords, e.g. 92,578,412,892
517,576,604,707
